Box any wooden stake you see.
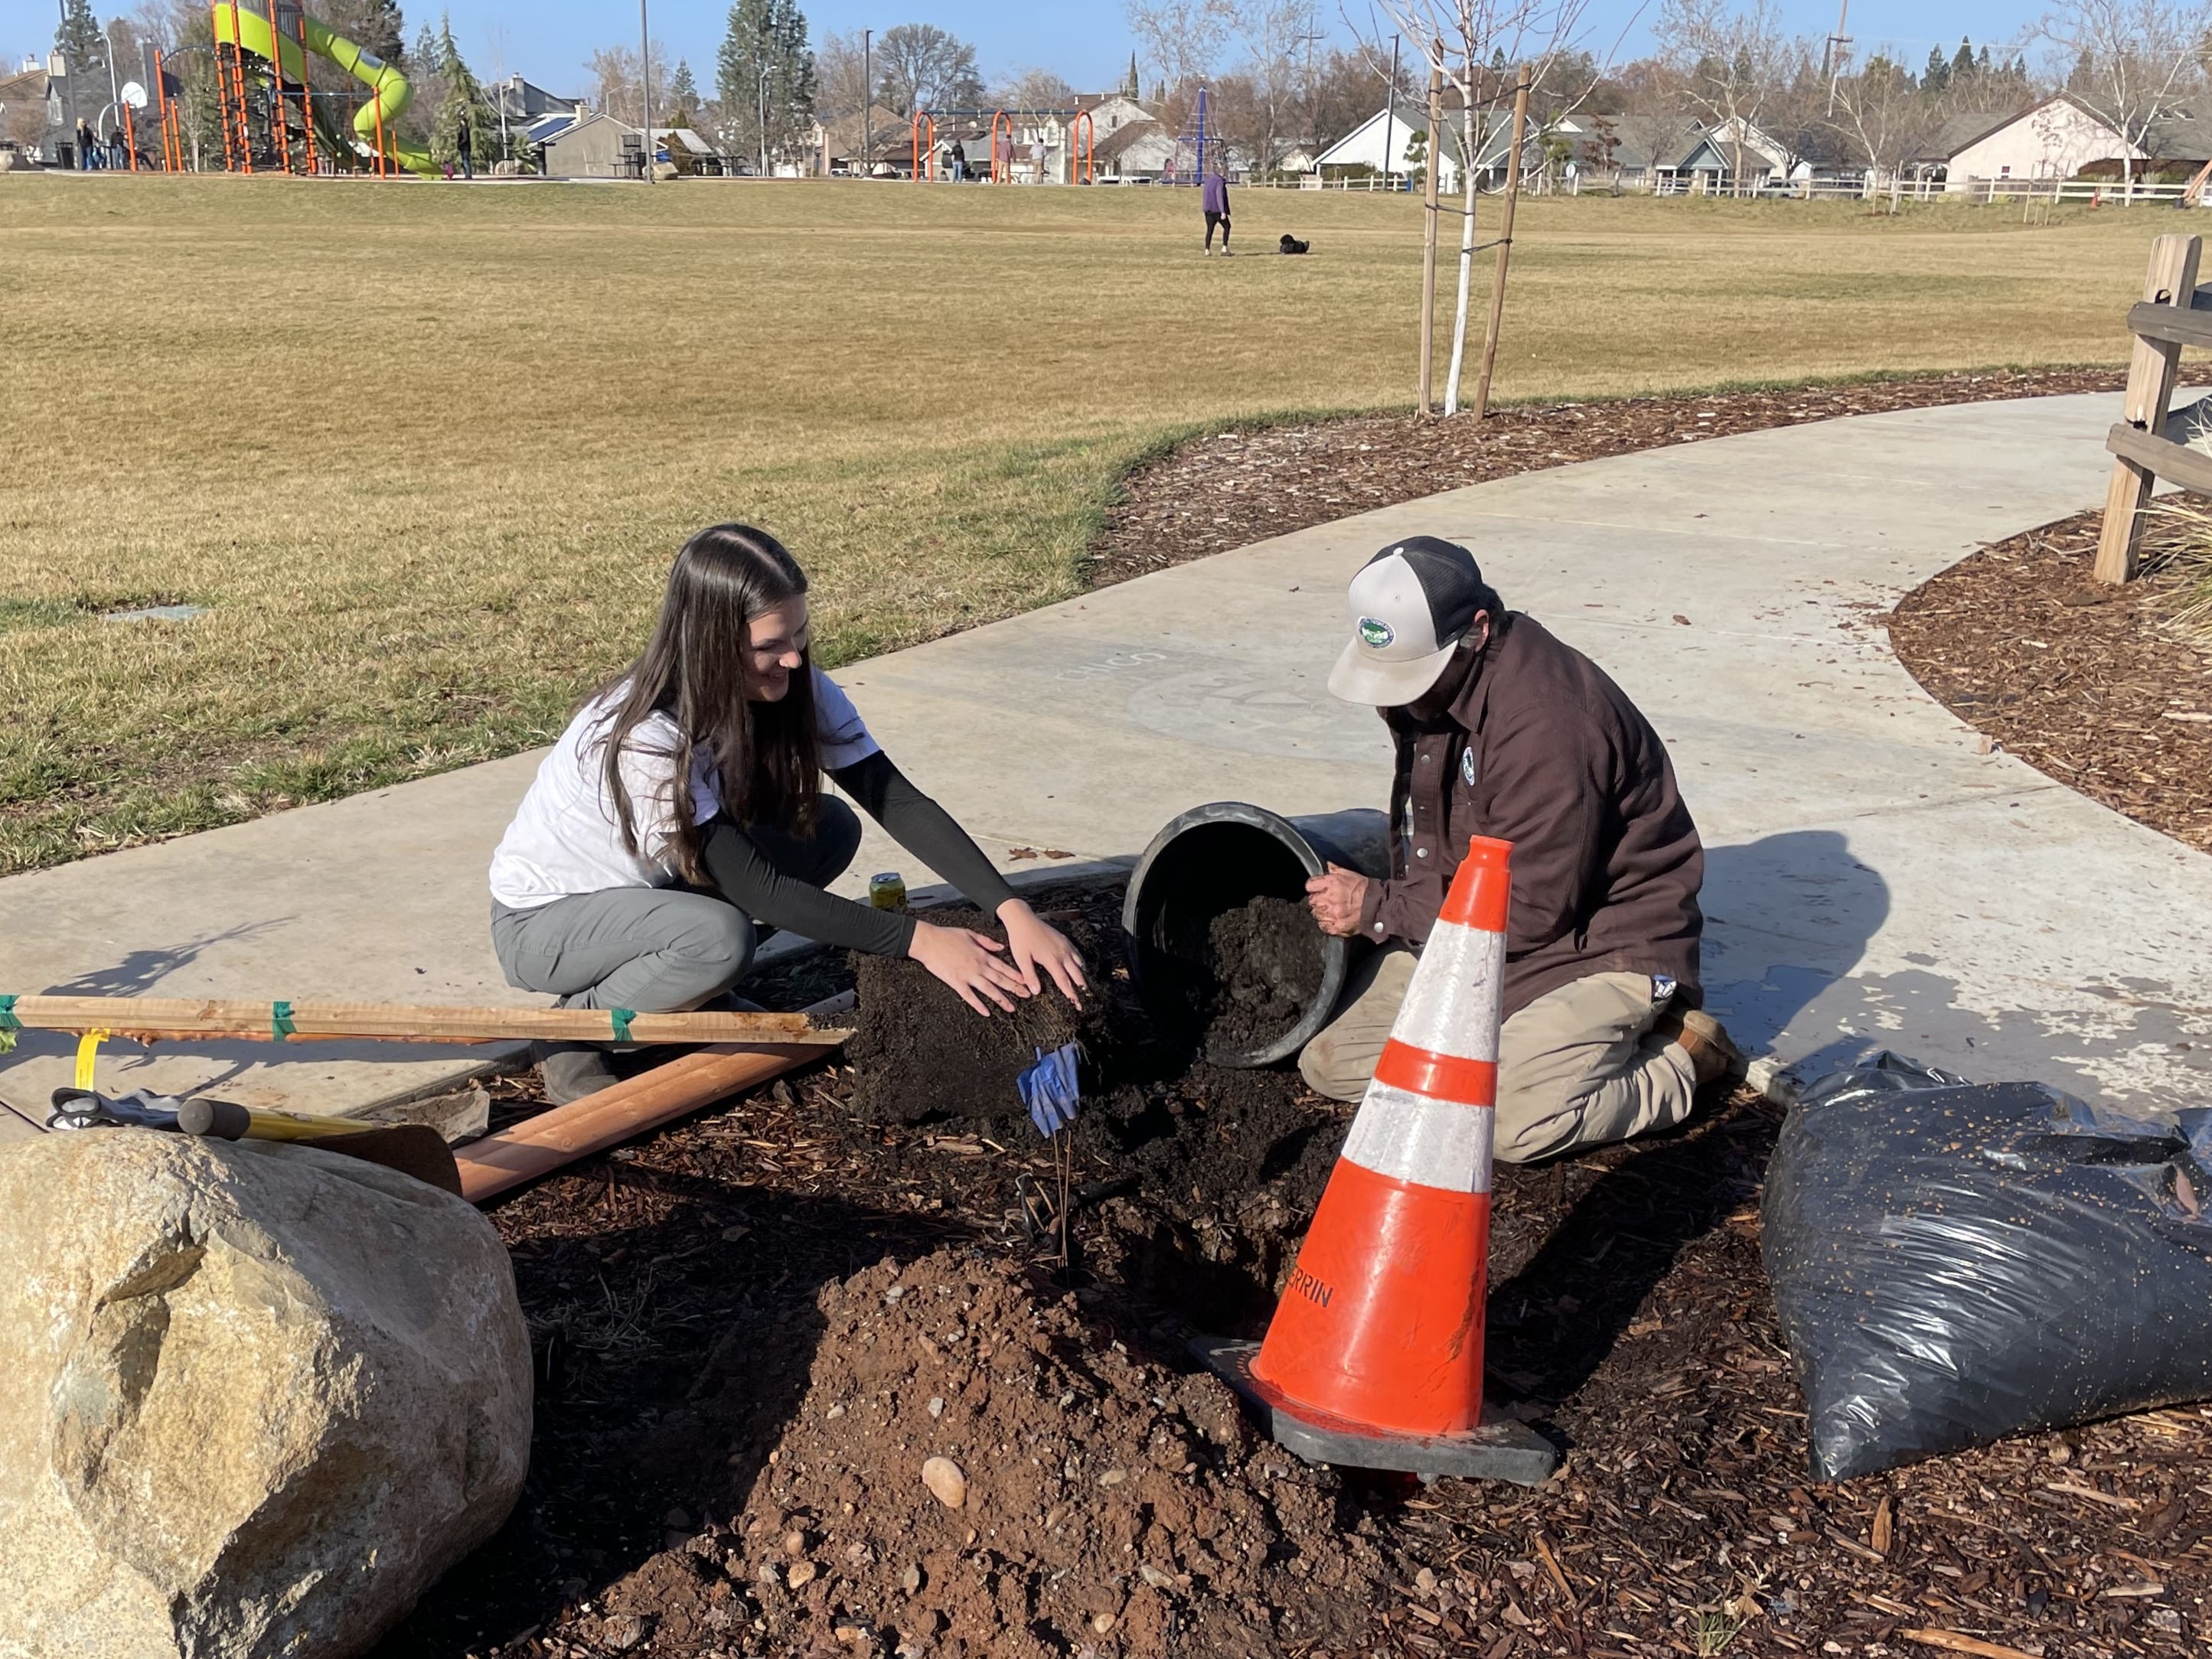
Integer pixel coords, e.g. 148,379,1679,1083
2,995,847,1048
2096,232,2202,584
455,992,856,1202
1418,56,1444,416
1472,67,1532,423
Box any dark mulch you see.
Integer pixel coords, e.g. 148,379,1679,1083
370,876,2208,1659
1089,367,2127,585
1888,510,2212,855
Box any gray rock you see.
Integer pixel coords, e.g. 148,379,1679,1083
0,1131,532,1657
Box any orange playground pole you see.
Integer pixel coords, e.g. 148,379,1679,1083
227,7,255,174
294,10,318,173
910,110,935,181
374,90,387,177
1070,108,1095,184
123,100,139,170
990,109,1013,183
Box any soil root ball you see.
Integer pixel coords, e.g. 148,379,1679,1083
847,908,1101,1126
1197,895,1326,1056
700,1248,1395,1657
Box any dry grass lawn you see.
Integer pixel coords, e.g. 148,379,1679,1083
0,176,2168,871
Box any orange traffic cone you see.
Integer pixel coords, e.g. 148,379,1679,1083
1196,835,1559,1483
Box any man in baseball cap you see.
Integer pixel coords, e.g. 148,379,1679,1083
1301,536,1737,1164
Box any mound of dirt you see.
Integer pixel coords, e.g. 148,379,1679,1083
847,908,1101,1125
1199,895,1326,1058
701,1249,1397,1657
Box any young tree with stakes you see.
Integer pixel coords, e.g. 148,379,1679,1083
1364,0,1594,415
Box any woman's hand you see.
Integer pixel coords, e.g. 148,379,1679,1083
998,899,1088,1006
909,921,1029,1017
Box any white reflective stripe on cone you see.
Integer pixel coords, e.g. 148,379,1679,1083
1391,919,1506,1064
1340,1080,1496,1195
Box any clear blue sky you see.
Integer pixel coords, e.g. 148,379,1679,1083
1,1,2051,97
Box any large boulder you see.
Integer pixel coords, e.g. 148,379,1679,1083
0,1131,532,1659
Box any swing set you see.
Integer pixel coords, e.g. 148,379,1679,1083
907,106,1093,184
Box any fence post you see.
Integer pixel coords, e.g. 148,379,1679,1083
2096,233,2203,584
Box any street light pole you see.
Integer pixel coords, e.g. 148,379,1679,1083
757,62,766,177
638,0,653,180
860,29,871,178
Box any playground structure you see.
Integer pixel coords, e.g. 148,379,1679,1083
905,106,1095,184
205,2,434,175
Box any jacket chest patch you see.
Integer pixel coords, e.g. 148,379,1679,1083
1460,748,1477,787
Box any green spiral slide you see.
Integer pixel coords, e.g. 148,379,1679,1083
212,4,437,176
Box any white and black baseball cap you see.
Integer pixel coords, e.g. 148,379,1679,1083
1326,536,1495,706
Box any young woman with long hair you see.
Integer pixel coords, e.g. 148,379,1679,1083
488,524,1085,1102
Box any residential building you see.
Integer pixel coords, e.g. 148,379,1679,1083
492,75,584,125
1905,94,2211,190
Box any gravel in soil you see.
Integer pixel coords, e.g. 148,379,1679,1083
1090,367,2127,587
1889,508,2212,855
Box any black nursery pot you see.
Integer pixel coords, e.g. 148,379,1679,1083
1121,802,1391,1067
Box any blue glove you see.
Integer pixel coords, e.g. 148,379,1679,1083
1018,1042,1082,1136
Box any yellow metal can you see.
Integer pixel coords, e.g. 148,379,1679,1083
868,872,908,911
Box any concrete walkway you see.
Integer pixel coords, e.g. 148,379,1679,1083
8,391,2211,1134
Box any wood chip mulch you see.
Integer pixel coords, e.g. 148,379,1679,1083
1888,510,2212,855
373,882,2210,1659
1088,367,2126,585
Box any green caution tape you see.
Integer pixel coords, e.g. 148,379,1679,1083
272,1000,295,1041
610,1008,636,1043
0,994,17,1055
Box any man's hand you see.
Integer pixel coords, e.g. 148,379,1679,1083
1306,863,1369,937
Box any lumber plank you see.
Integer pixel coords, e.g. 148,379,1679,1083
2126,298,2212,350
2105,422,2212,498
2,996,848,1047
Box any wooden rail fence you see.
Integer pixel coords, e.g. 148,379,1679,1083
2098,232,2212,584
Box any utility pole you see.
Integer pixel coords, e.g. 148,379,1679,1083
638,0,653,179
757,62,767,177
861,28,871,178
57,2,81,166
1822,0,1851,114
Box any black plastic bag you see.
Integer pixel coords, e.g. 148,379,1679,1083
1762,1053,2212,1480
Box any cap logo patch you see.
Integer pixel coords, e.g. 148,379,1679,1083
1357,615,1395,650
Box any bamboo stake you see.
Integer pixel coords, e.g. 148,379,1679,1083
1472,67,1532,423
1418,55,1444,416
2,996,847,1048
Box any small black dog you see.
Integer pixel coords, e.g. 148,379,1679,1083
1278,233,1310,254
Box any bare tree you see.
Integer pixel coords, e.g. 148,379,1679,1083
814,28,870,121
586,42,669,127
1826,49,1949,205
1125,0,1230,93
991,67,1078,109
2039,0,2212,197
1654,0,1809,195
1214,0,1317,173
872,22,981,116
1365,0,1594,413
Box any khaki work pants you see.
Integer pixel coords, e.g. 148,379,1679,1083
1297,946,1699,1164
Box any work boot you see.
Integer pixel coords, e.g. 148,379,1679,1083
533,1042,617,1105
1656,1009,1744,1089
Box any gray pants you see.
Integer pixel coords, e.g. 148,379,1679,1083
490,799,861,1012
1297,945,1699,1165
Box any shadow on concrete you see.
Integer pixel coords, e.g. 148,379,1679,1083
38,919,290,999
1698,829,1891,1080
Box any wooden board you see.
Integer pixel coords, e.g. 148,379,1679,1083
2,996,850,1048
2105,422,2212,497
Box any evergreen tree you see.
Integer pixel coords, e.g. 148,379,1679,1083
1950,37,1975,86
1126,51,1140,99
716,0,815,165
54,0,106,77
430,15,495,166
323,0,407,64
1924,46,1950,93
670,57,700,125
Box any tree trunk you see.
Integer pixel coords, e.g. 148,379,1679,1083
1444,101,1480,415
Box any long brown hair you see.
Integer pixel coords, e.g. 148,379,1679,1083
593,524,821,882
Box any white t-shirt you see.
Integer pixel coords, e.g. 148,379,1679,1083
488,669,881,910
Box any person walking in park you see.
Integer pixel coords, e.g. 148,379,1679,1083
487,523,1087,1103
948,138,965,181
1202,165,1232,255
455,108,473,179
1298,536,1739,1162
74,119,93,169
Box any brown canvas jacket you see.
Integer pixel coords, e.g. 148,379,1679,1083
1353,611,1704,1019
